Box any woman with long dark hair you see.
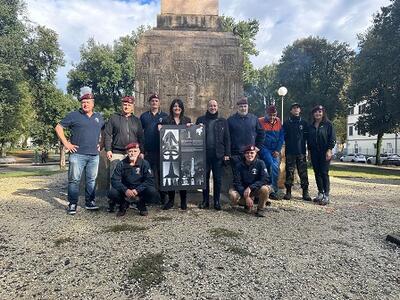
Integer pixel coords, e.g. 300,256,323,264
308,105,336,205
160,99,192,210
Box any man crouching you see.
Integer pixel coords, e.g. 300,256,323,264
229,145,271,217
108,142,160,217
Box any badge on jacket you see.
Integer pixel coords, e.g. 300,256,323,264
136,168,140,175
299,125,303,130
251,168,257,175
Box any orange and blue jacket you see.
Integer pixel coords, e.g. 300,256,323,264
258,116,284,152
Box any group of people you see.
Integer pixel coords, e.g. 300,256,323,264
55,86,336,217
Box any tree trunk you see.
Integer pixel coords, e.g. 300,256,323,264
0,143,6,157
59,143,66,170
375,132,384,165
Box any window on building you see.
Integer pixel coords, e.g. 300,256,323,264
348,107,354,115
349,126,353,136
387,143,393,153
357,127,364,136
359,104,367,114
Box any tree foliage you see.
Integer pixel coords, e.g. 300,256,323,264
67,25,150,111
276,36,355,120
349,0,400,163
221,16,259,86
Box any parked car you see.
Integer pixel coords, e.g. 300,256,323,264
382,154,400,166
367,153,391,164
340,153,367,163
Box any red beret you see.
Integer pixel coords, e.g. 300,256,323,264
267,105,277,114
148,93,159,102
80,93,94,101
122,96,135,103
244,145,256,152
125,142,140,150
237,97,248,105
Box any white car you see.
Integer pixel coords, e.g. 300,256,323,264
340,154,367,163
367,153,392,164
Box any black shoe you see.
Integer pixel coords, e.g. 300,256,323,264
180,199,187,210
116,209,127,217
199,201,210,209
302,189,312,201
107,205,115,213
214,203,222,211
283,191,292,200
163,199,174,210
269,192,279,200
139,210,148,216
256,209,267,217
67,204,77,215
85,201,99,210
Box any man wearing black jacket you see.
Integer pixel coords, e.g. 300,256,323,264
282,103,311,201
108,143,159,217
196,99,231,210
229,145,271,217
104,96,144,178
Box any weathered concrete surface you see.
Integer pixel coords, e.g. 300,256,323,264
135,30,243,120
161,0,218,15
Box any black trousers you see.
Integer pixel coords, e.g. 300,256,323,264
203,153,223,205
310,150,331,196
285,154,309,189
108,187,160,212
145,151,166,201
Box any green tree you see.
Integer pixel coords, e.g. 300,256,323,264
276,36,355,120
349,0,400,164
221,16,259,86
0,0,27,156
67,26,150,111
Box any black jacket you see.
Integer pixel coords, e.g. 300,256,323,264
232,158,269,197
111,157,154,194
196,112,231,159
283,115,309,155
161,115,191,125
227,112,264,155
307,121,336,153
104,113,144,154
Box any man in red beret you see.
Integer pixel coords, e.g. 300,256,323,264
258,105,284,200
104,95,144,182
229,145,271,217
108,142,159,216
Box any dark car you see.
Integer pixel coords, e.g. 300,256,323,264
382,154,400,166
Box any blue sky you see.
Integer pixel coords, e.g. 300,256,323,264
25,0,391,91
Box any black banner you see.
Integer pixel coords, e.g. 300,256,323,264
160,125,206,191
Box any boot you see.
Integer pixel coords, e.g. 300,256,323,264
214,198,221,211
180,198,187,210
162,198,174,210
199,201,209,209
302,188,312,201
283,186,292,200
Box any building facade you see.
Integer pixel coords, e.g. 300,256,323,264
346,102,399,155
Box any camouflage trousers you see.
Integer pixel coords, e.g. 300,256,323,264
285,154,309,189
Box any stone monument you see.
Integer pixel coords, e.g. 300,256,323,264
135,0,243,119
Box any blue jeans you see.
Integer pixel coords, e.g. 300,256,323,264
68,153,99,204
260,148,280,193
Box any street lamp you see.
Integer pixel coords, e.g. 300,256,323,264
277,86,288,121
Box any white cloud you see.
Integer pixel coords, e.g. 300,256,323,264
25,0,392,90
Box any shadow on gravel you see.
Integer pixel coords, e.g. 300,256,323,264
337,177,400,185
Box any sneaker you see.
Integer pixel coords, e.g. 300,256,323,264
313,192,324,203
256,209,267,217
129,202,138,210
67,204,77,215
116,209,127,217
85,201,99,210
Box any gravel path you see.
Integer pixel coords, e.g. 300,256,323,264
0,173,399,299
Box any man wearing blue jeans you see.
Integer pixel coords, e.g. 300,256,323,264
55,86,105,215
258,105,284,200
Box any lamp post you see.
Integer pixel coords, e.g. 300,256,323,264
277,86,288,121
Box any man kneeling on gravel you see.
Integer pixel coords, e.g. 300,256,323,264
108,142,160,217
229,145,272,217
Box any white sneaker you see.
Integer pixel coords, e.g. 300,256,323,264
67,204,77,215
320,195,330,205
313,192,324,202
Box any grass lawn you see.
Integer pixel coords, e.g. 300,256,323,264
0,169,65,178
309,163,400,180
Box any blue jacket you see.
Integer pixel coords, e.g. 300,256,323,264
227,112,264,155
259,116,284,152
140,110,168,153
